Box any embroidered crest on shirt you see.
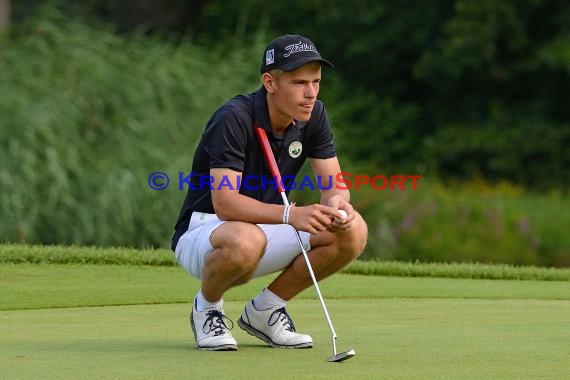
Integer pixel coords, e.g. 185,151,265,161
288,141,303,158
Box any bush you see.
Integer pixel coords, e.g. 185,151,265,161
349,180,569,267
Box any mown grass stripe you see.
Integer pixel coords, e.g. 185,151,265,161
1,243,569,281
2,264,570,311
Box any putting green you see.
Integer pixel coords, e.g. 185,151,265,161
2,263,569,379
1,299,569,379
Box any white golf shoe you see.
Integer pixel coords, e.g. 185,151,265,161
238,300,313,348
190,299,237,351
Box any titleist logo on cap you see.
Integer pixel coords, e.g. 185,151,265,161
284,41,318,57
260,34,333,73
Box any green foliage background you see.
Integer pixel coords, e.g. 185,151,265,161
196,0,570,188
1,2,568,266
0,7,262,246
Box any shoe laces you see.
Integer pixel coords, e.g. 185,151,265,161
268,307,296,332
202,309,234,336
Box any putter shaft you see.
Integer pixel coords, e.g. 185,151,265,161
280,192,338,355
255,125,355,362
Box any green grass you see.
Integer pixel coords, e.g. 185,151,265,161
2,243,570,281
1,300,568,380
2,245,569,379
1,264,570,311
0,244,177,266
1,277,569,379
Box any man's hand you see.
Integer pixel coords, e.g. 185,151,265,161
288,204,339,235
309,158,352,232
288,196,355,235
326,194,354,231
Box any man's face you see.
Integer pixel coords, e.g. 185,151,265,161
272,62,322,122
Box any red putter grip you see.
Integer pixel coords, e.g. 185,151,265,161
254,125,285,193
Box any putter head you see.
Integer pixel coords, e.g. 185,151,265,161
327,349,356,362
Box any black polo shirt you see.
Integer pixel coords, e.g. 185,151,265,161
171,86,336,250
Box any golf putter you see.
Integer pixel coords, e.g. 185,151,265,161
255,125,356,363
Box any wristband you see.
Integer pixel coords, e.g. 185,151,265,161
283,203,294,225
283,205,291,224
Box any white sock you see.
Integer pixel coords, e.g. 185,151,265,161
195,289,223,312
253,288,287,310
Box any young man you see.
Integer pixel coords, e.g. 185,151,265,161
172,34,368,351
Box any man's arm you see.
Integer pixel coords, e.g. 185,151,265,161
210,167,341,234
210,168,283,223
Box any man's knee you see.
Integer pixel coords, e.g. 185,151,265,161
212,222,267,271
339,212,368,259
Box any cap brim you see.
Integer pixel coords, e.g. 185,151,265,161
279,57,334,72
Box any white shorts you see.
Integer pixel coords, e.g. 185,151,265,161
174,212,311,280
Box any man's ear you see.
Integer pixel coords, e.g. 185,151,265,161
262,72,276,93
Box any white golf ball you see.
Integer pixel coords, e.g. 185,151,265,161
335,209,348,222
